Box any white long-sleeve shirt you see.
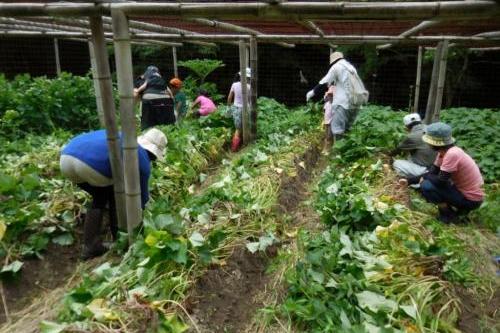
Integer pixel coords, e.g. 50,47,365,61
319,59,357,110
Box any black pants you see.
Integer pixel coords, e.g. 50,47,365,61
77,183,118,238
141,98,176,130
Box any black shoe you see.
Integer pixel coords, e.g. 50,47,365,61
81,208,108,260
438,207,457,224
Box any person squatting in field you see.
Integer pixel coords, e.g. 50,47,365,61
391,113,437,183
322,85,336,153
227,68,252,152
134,65,176,129
190,88,217,118
415,122,484,223
306,51,368,143
60,128,167,259
169,77,188,122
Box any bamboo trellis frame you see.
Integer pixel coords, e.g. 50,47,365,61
1,1,499,242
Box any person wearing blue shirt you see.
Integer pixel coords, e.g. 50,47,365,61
60,128,167,259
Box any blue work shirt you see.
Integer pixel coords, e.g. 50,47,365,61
62,129,151,208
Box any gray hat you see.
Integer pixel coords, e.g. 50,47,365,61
422,122,455,147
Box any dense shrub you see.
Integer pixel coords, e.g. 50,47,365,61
0,73,100,137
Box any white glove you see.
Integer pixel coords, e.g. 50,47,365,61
306,90,315,102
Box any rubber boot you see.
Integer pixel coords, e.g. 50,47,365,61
231,132,241,152
108,205,118,241
82,208,108,260
437,206,457,224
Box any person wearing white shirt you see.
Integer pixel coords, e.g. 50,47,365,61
227,68,251,152
306,52,363,142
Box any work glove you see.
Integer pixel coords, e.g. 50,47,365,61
306,90,315,102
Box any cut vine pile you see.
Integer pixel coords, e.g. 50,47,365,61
0,90,498,333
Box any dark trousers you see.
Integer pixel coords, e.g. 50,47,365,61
77,183,118,238
420,180,482,213
141,98,176,130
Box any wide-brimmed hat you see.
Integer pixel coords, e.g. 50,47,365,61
238,67,252,78
403,113,421,126
169,77,182,88
329,51,344,64
422,122,455,147
138,128,167,161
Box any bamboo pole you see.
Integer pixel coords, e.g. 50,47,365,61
297,20,336,49
87,41,105,127
1,1,499,20
249,37,258,140
0,30,499,46
111,9,142,241
424,42,443,124
188,17,294,48
172,46,178,77
377,20,439,50
53,38,61,75
89,16,128,231
413,46,423,114
111,1,500,20
432,40,449,122
239,40,250,145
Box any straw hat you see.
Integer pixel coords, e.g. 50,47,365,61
169,78,182,88
403,113,421,126
329,51,344,64
422,122,455,147
138,128,167,161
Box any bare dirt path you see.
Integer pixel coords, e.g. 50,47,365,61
186,143,326,333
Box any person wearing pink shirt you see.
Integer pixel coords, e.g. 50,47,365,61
190,89,216,117
418,122,484,223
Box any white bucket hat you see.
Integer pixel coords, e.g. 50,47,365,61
329,51,344,64
238,67,252,78
403,113,421,126
138,128,167,161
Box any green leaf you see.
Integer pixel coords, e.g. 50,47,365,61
40,321,66,333
401,304,417,319
52,233,74,246
0,172,16,193
154,214,185,235
1,260,23,274
356,290,397,313
189,231,205,247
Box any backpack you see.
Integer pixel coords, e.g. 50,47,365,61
341,62,369,107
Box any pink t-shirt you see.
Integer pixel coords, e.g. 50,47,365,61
435,146,484,201
195,95,216,116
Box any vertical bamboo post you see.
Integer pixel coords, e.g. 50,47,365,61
413,46,423,114
249,37,258,140
111,9,142,242
239,40,250,144
432,40,449,123
53,38,61,76
172,46,178,77
424,42,443,124
89,16,127,231
88,40,105,127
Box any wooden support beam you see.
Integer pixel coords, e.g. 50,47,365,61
113,1,500,21
188,17,294,48
89,16,128,232
433,40,449,122
424,42,443,124
298,20,336,48
111,9,142,242
249,36,258,140
172,46,178,78
239,40,250,145
53,38,61,75
413,46,423,114
377,20,439,50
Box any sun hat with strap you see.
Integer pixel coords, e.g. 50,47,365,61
422,122,455,147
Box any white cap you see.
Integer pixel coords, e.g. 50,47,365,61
138,128,167,161
403,113,422,126
238,67,251,78
329,51,344,64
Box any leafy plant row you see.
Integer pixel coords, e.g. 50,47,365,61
272,106,498,332
39,98,322,332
